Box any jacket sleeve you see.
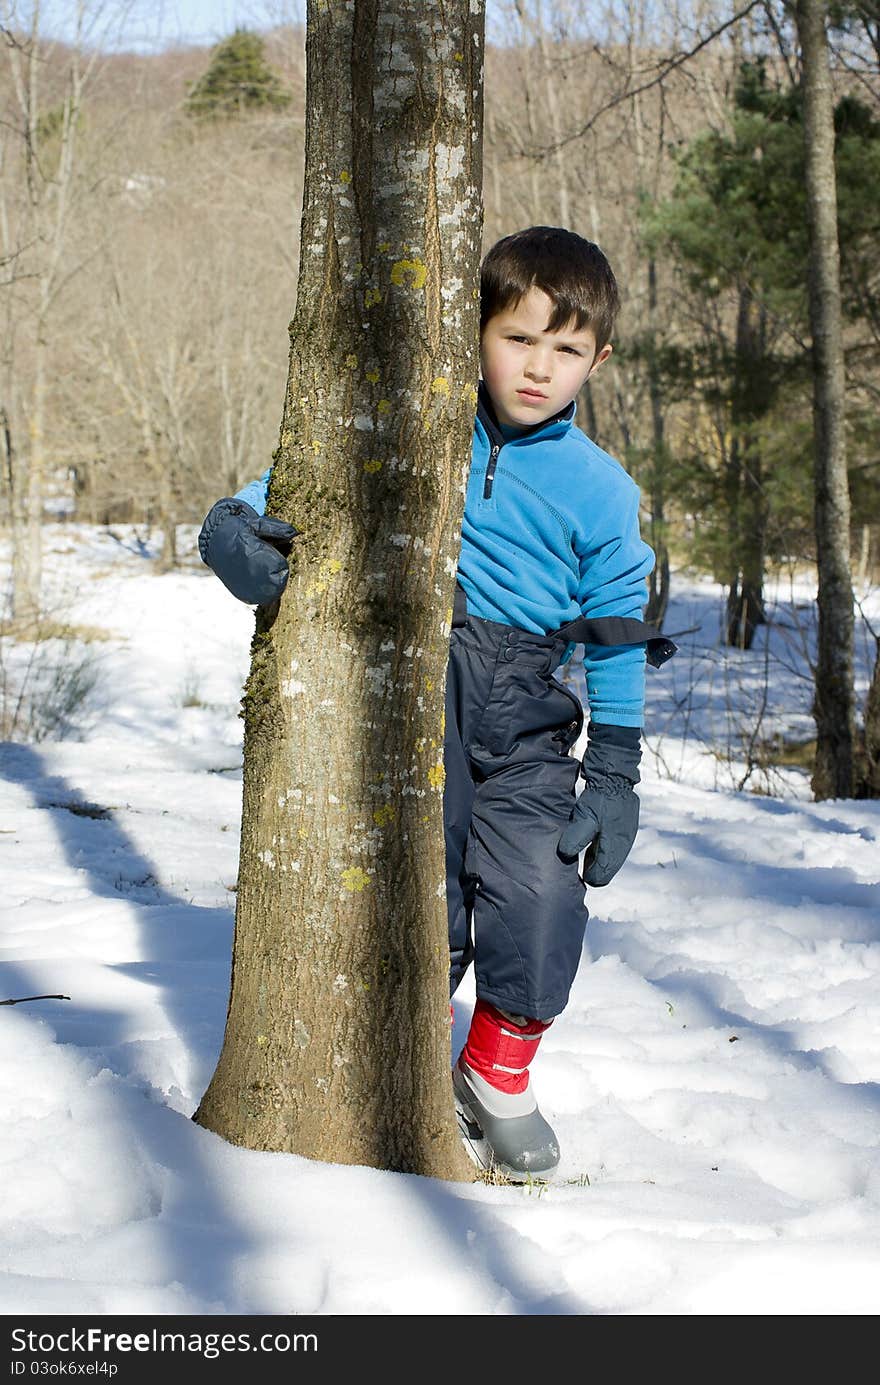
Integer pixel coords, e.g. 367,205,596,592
233,468,272,516
576,481,655,729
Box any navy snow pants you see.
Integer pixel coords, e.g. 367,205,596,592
444,591,589,1023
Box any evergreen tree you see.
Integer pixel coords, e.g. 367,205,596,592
637,60,880,647
185,29,292,119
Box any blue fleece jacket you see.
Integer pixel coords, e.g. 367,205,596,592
235,384,655,728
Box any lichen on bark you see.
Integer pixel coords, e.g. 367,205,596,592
195,1,484,1181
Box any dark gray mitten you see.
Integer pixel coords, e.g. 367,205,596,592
557,722,641,886
198,498,299,606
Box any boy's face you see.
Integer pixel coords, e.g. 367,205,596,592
480,286,612,430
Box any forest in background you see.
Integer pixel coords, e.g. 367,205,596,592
1,1,879,772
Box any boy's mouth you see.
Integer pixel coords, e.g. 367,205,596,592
517,388,547,401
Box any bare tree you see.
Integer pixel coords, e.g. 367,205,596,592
194,0,484,1180
0,2,111,620
71,97,301,536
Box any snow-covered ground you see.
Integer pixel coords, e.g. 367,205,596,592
1,524,879,1315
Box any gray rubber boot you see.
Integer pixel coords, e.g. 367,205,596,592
453,1058,560,1181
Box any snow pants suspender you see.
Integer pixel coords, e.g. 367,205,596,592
451,581,678,668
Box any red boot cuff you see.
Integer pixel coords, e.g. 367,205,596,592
462,999,552,1095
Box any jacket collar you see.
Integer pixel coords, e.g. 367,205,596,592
476,380,577,450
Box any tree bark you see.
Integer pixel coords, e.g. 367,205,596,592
195,1,484,1182
795,0,855,800
644,259,670,628
725,285,768,649
155,461,177,574
531,0,570,227
855,634,880,798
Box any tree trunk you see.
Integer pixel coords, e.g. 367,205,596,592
725,285,767,649
795,0,855,800
644,259,670,628
514,4,542,224
195,0,484,1182
854,636,880,798
12,335,45,627
2,409,33,629
155,459,177,574
532,0,570,227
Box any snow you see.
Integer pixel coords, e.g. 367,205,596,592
1,524,879,1316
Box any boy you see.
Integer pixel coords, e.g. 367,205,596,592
199,227,673,1181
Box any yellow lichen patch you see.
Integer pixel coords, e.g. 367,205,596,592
363,459,382,474
312,440,322,454
416,736,427,751
345,353,358,369
256,1034,269,1047
366,368,380,384
364,287,382,308
431,376,451,396
341,866,371,893
378,241,391,253
454,51,463,61
377,399,391,416
340,170,351,184
425,678,434,691
373,804,397,827
462,384,479,405
281,428,293,448
428,764,445,790
390,258,428,290
305,557,343,598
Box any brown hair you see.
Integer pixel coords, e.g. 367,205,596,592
480,226,621,351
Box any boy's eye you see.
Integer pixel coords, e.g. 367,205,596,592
559,346,580,355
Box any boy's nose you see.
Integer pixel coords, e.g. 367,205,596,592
524,354,551,382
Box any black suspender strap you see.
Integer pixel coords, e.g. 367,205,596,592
551,613,679,669
452,583,684,668
452,582,469,628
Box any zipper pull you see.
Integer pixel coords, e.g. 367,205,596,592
484,443,500,500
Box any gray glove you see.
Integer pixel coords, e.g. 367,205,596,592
198,498,299,606
557,722,641,887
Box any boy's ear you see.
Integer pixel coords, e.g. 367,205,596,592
588,342,613,378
